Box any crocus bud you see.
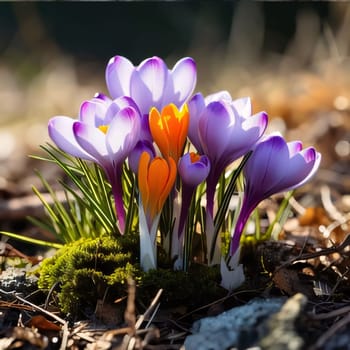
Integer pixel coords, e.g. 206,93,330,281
230,133,321,255
128,140,156,174
178,152,210,188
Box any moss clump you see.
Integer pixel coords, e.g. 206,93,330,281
139,264,226,308
38,234,226,318
38,234,141,316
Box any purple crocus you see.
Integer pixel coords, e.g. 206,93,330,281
230,134,321,255
48,93,141,234
172,152,210,269
106,55,197,130
177,152,210,236
128,140,156,174
188,92,268,217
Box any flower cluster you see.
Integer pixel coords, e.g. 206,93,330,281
48,55,321,287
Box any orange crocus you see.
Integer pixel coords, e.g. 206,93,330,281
138,151,177,224
149,103,189,162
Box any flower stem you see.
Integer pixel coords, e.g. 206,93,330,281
106,166,126,234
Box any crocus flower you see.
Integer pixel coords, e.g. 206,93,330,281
138,152,177,271
230,134,321,255
178,152,211,188
138,152,177,227
48,94,141,234
149,103,189,162
188,92,268,217
177,152,210,235
128,140,156,174
106,55,197,117
188,92,268,264
172,152,210,270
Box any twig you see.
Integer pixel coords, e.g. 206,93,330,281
135,288,163,330
310,312,350,349
0,288,66,325
310,305,350,320
275,233,350,272
0,288,69,350
60,322,69,350
320,185,345,223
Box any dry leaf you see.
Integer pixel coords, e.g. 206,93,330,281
26,315,61,332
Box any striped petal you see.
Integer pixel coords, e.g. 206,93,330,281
48,117,95,161
131,56,168,114
73,122,108,164
106,55,134,99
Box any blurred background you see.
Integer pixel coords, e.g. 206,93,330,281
0,1,349,205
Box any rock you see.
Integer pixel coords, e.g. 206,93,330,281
183,296,286,350
0,266,38,295
259,293,307,350
183,294,308,350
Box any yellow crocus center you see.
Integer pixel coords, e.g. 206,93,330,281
98,125,109,134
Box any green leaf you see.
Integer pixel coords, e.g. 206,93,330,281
209,152,251,262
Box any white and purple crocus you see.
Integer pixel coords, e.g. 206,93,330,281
230,134,321,255
188,92,268,218
48,94,141,233
106,55,196,143
188,91,268,263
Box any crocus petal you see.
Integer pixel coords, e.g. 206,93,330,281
241,111,268,132
199,101,232,162
280,147,321,191
224,111,268,162
178,153,210,187
244,135,290,190
94,92,111,102
106,55,134,99
188,93,206,153
158,156,177,213
147,158,171,218
170,57,197,106
138,152,151,213
162,104,189,160
73,122,108,164
204,90,232,104
231,97,252,118
131,57,168,114
105,96,141,124
128,140,156,174
149,107,170,157
106,106,140,162
295,148,321,186
138,153,177,223
48,117,95,161
149,104,189,162
287,140,303,156
79,98,110,127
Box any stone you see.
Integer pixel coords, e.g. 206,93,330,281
183,296,286,350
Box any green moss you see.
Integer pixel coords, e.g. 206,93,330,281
38,234,141,316
138,264,226,308
38,234,226,318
